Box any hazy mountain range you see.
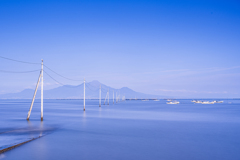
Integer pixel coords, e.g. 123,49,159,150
0,80,164,99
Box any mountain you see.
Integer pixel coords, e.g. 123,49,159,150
0,80,164,99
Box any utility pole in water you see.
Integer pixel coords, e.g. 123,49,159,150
41,60,43,121
27,71,41,120
27,59,44,121
99,84,101,107
108,88,109,105
83,78,85,111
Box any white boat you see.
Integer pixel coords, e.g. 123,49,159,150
195,100,202,104
215,101,223,103
153,99,160,101
142,99,149,101
191,100,197,103
167,101,179,104
201,101,214,104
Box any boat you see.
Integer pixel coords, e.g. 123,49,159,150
166,99,172,101
215,101,223,103
167,101,179,104
153,99,160,101
191,100,197,103
201,101,214,104
142,99,149,101
195,100,202,104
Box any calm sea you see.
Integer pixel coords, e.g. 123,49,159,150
0,99,240,160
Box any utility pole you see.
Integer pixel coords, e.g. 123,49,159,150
113,91,114,104
27,59,43,121
83,78,85,111
27,71,41,120
41,60,43,121
99,84,101,107
108,88,109,105
104,91,107,105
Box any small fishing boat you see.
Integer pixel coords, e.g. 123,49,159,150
201,101,214,104
167,101,179,104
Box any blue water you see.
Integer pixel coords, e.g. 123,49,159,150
0,99,240,160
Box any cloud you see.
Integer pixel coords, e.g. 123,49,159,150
155,89,228,94
134,66,240,76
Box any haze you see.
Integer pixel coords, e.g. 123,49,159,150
0,0,239,98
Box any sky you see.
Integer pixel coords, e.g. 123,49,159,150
0,0,239,98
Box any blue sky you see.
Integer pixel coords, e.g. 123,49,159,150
0,0,239,98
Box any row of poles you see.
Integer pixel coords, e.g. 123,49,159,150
27,60,125,121
98,85,122,107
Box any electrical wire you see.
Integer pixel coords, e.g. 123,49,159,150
85,82,109,93
101,88,109,93
0,56,40,65
0,56,118,98
43,64,83,81
0,69,40,73
85,84,107,93
101,86,111,93
0,56,114,94
85,83,100,92
44,70,80,88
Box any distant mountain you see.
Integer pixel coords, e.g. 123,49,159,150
0,80,164,99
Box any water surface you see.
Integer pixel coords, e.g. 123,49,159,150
0,99,240,160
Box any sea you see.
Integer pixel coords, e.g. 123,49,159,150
0,99,240,160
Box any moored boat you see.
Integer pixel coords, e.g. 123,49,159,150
167,101,180,104
201,101,214,104
195,100,202,104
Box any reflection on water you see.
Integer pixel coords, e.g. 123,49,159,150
0,124,56,152
0,99,240,160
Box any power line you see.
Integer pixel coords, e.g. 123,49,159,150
85,81,108,93
84,81,109,93
85,82,98,89
44,64,83,82
44,70,81,88
85,83,100,92
0,69,40,73
0,56,40,65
